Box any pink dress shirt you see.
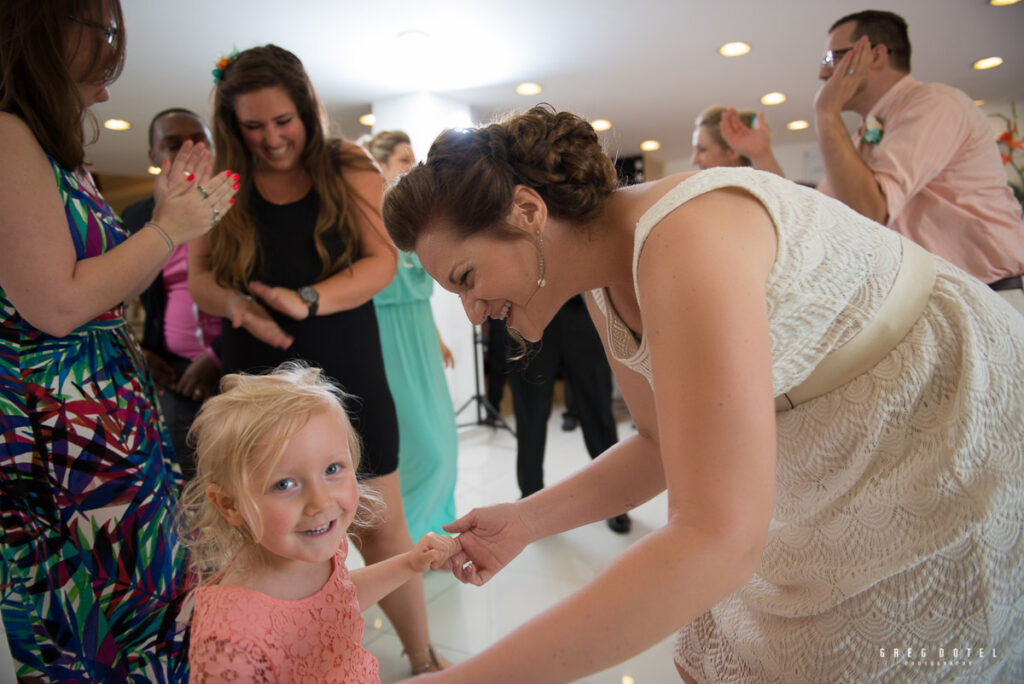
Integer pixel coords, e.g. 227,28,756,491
821,75,1024,283
162,244,221,363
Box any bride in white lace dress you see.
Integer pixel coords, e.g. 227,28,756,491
381,106,1024,684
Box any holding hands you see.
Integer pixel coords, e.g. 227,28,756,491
151,140,239,247
409,532,460,573
440,503,533,586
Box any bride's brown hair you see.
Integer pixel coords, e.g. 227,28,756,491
383,105,618,251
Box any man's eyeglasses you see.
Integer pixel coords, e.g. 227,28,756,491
68,15,117,46
821,48,855,70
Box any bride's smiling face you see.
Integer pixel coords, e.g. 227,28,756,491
415,221,553,343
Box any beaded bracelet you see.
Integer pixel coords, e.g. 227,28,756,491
144,221,174,253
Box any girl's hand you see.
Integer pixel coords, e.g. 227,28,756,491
409,533,459,573
441,504,532,586
152,141,240,246
226,294,294,349
248,280,309,320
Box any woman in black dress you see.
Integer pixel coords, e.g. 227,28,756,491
188,44,446,675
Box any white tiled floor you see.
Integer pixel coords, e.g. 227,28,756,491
358,413,679,684
0,411,678,684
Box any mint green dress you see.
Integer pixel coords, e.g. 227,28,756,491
374,253,457,540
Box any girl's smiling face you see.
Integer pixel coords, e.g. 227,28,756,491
249,409,359,570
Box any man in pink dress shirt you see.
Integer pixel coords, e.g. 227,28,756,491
723,10,1024,314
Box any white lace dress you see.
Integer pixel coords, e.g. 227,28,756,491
591,168,1024,683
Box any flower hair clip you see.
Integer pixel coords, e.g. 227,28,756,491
862,115,884,144
212,48,240,84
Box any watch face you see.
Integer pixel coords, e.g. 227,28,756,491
299,286,319,304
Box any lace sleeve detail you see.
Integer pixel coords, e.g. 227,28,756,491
189,635,275,683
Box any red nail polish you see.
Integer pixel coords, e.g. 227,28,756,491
186,173,195,182
233,182,240,190
229,198,235,204
233,173,240,181
225,170,233,177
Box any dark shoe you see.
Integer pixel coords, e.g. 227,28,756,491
606,513,631,534
561,412,578,431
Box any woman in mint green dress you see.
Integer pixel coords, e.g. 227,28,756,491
367,131,458,540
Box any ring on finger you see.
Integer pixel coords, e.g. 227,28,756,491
212,207,221,223
197,185,210,199
846,68,855,75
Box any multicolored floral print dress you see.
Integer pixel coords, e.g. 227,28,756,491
0,157,190,682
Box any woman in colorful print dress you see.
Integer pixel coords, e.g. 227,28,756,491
0,1,238,680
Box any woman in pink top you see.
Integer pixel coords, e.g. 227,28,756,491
179,362,456,683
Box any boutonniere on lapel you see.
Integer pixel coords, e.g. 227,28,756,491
863,115,884,144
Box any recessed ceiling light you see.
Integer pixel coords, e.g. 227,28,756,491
103,118,131,131
516,82,542,96
591,119,612,131
973,56,1003,70
359,113,376,126
989,0,1020,6
760,92,786,106
147,165,161,175
719,42,751,57
640,140,661,152
974,99,987,106
786,120,810,131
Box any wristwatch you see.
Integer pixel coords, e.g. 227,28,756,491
298,286,319,318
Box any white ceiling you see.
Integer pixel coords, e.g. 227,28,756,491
88,0,1024,177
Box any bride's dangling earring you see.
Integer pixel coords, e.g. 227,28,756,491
536,231,547,288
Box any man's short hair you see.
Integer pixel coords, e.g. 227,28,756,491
147,107,205,148
830,9,911,72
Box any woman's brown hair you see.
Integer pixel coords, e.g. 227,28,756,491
383,104,619,252
0,0,126,171
209,44,376,291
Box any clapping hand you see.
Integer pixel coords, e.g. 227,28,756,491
248,280,308,320
720,109,772,162
225,294,294,349
152,141,239,246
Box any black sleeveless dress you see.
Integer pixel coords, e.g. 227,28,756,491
220,188,399,477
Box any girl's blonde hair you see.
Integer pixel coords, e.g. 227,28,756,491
178,361,379,584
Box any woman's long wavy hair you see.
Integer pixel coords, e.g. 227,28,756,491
209,44,375,291
0,0,126,171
